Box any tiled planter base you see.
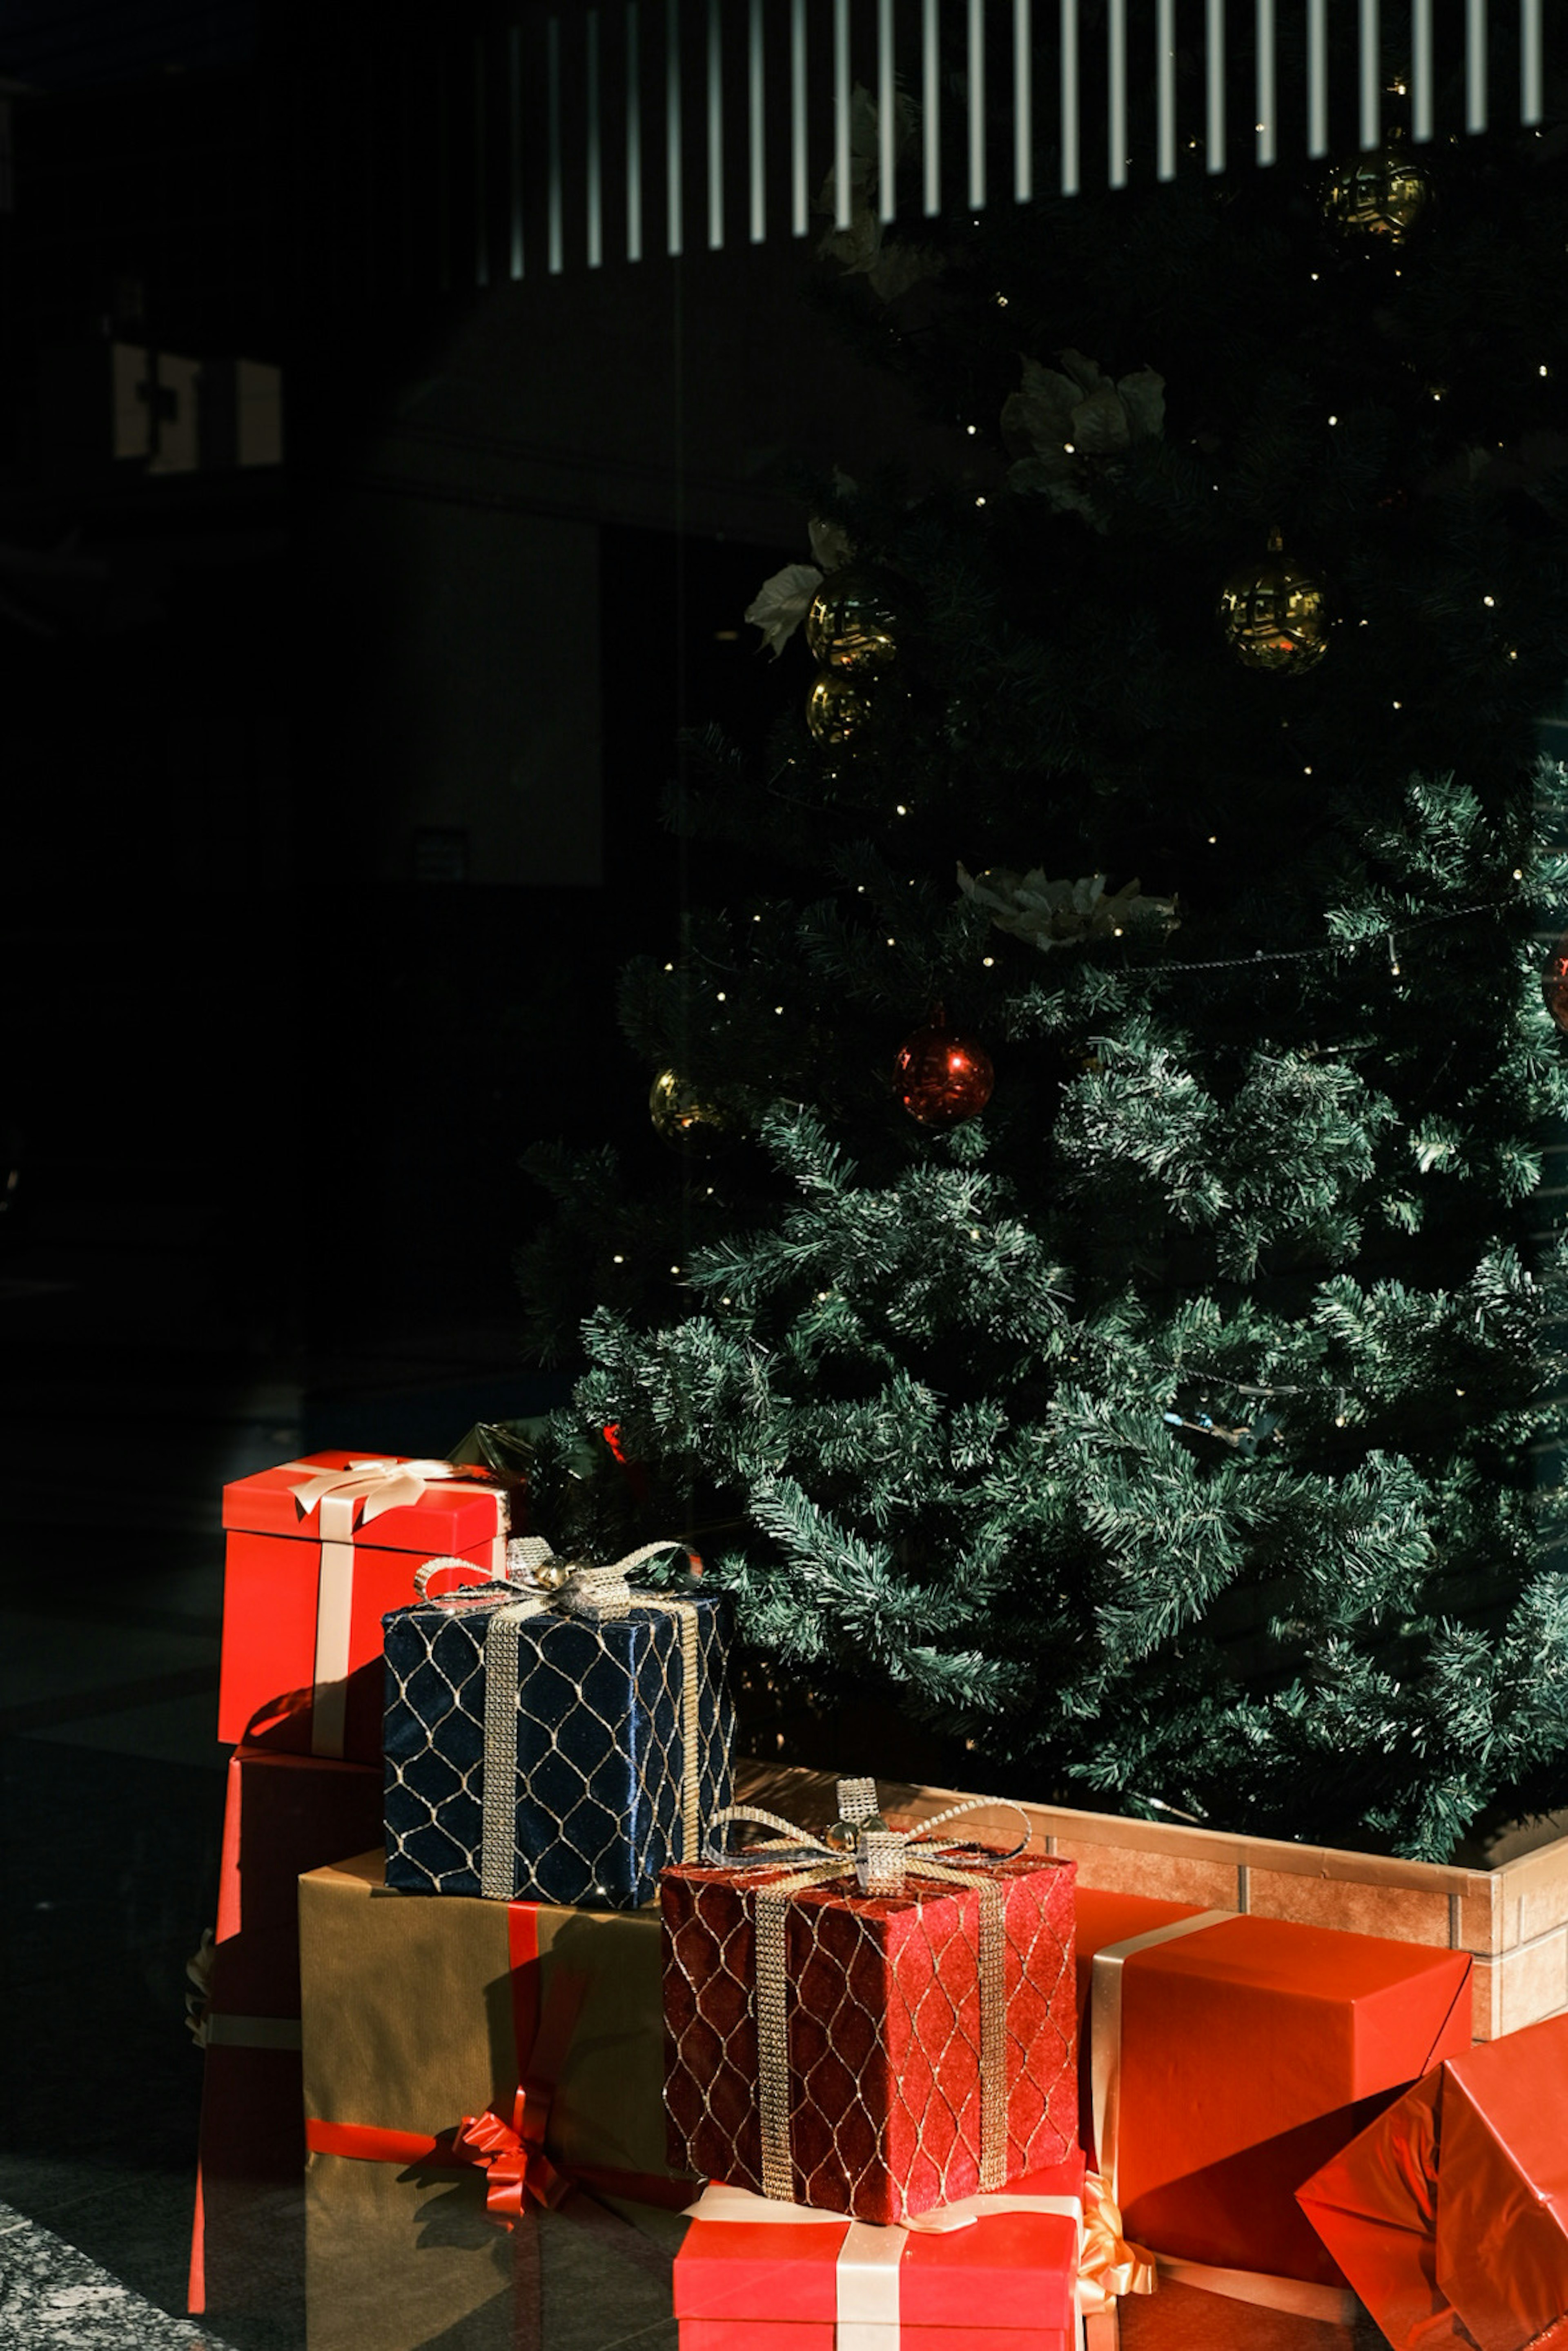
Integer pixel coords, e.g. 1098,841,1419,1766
735,1760,1568,2042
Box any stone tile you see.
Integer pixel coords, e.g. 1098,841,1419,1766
1499,1841,1568,1947
1458,1880,1502,1955
0,2200,238,2351
1245,1871,1450,1946
1061,1841,1239,1909
1499,1928,1568,2035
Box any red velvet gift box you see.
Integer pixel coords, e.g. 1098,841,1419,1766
1075,1887,1472,2293
673,2156,1088,2351
1296,2010,1568,2351
187,1743,384,2316
218,1450,509,1761
662,1802,1077,2227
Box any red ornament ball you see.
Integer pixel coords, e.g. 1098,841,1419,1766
1544,933,1568,1034
895,1007,994,1127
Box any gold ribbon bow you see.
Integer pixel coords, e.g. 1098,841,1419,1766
705,1779,1033,2204
1077,2171,1159,2311
415,1537,705,1900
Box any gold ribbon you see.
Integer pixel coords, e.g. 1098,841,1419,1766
284,1456,509,1759
705,1783,1033,2206
1088,1912,1361,2327
414,1538,704,1901
684,2168,1156,2342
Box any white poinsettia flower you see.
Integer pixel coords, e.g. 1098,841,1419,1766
1000,350,1165,526
815,83,942,300
958,862,1176,948
744,563,824,659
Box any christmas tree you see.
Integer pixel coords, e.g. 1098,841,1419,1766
518,12,1568,1862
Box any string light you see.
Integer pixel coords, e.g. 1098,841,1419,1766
982,955,994,967
895,804,908,815
1392,700,1402,709
774,1004,783,1013
613,1253,624,1263
966,424,978,435
664,962,674,971
1328,414,1338,426
975,496,987,507
716,991,726,1001
1483,594,1495,608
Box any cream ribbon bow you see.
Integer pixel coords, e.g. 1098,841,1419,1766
288,1456,476,1525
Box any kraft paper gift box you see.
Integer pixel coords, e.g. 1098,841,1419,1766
673,2155,1095,2351
662,1783,1078,2226
383,1541,735,1909
1074,1886,1472,2294
187,1743,384,2315
219,1451,509,1762
299,1849,693,2236
1296,2010,1568,2351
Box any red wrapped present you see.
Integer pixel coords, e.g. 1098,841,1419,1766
1296,2010,1568,2351
673,2155,1121,2350
1114,2275,1362,2351
662,1780,1078,2226
187,1744,384,2316
219,1450,509,1760
1076,1887,1472,2293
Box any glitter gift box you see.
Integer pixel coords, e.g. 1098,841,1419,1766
662,1783,1078,2226
1296,2010,1568,2351
383,1541,735,1910
220,1452,509,1762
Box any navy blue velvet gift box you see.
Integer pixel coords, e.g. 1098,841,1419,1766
382,1567,734,1910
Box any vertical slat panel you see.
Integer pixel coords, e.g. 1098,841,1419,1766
1256,0,1275,167
1108,0,1127,188
1467,0,1488,134
1206,0,1226,174
666,0,683,256
1521,0,1543,127
1412,0,1433,142
587,9,604,266
924,0,941,214
1014,0,1032,202
880,0,897,221
626,1,643,261
435,42,450,292
509,21,524,277
474,32,489,285
1157,0,1176,180
1308,0,1329,155
1360,0,1380,151
791,0,808,235
834,0,851,228
1060,0,1079,195
969,0,987,209
749,0,766,241
548,13,563,271
707,0,723,249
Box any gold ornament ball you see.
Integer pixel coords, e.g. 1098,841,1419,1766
805,570,899,675
649,1067,734,1150
1218,530,1331,675
1324,138,1432,245
806,666,884,746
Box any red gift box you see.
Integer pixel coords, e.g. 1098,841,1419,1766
662,1796,1077,2226
1296,2010,1568,2351
188,1743,384,2315
1076,1887,1472,2292
673,2156,1088,2351
218,1450,509,1760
